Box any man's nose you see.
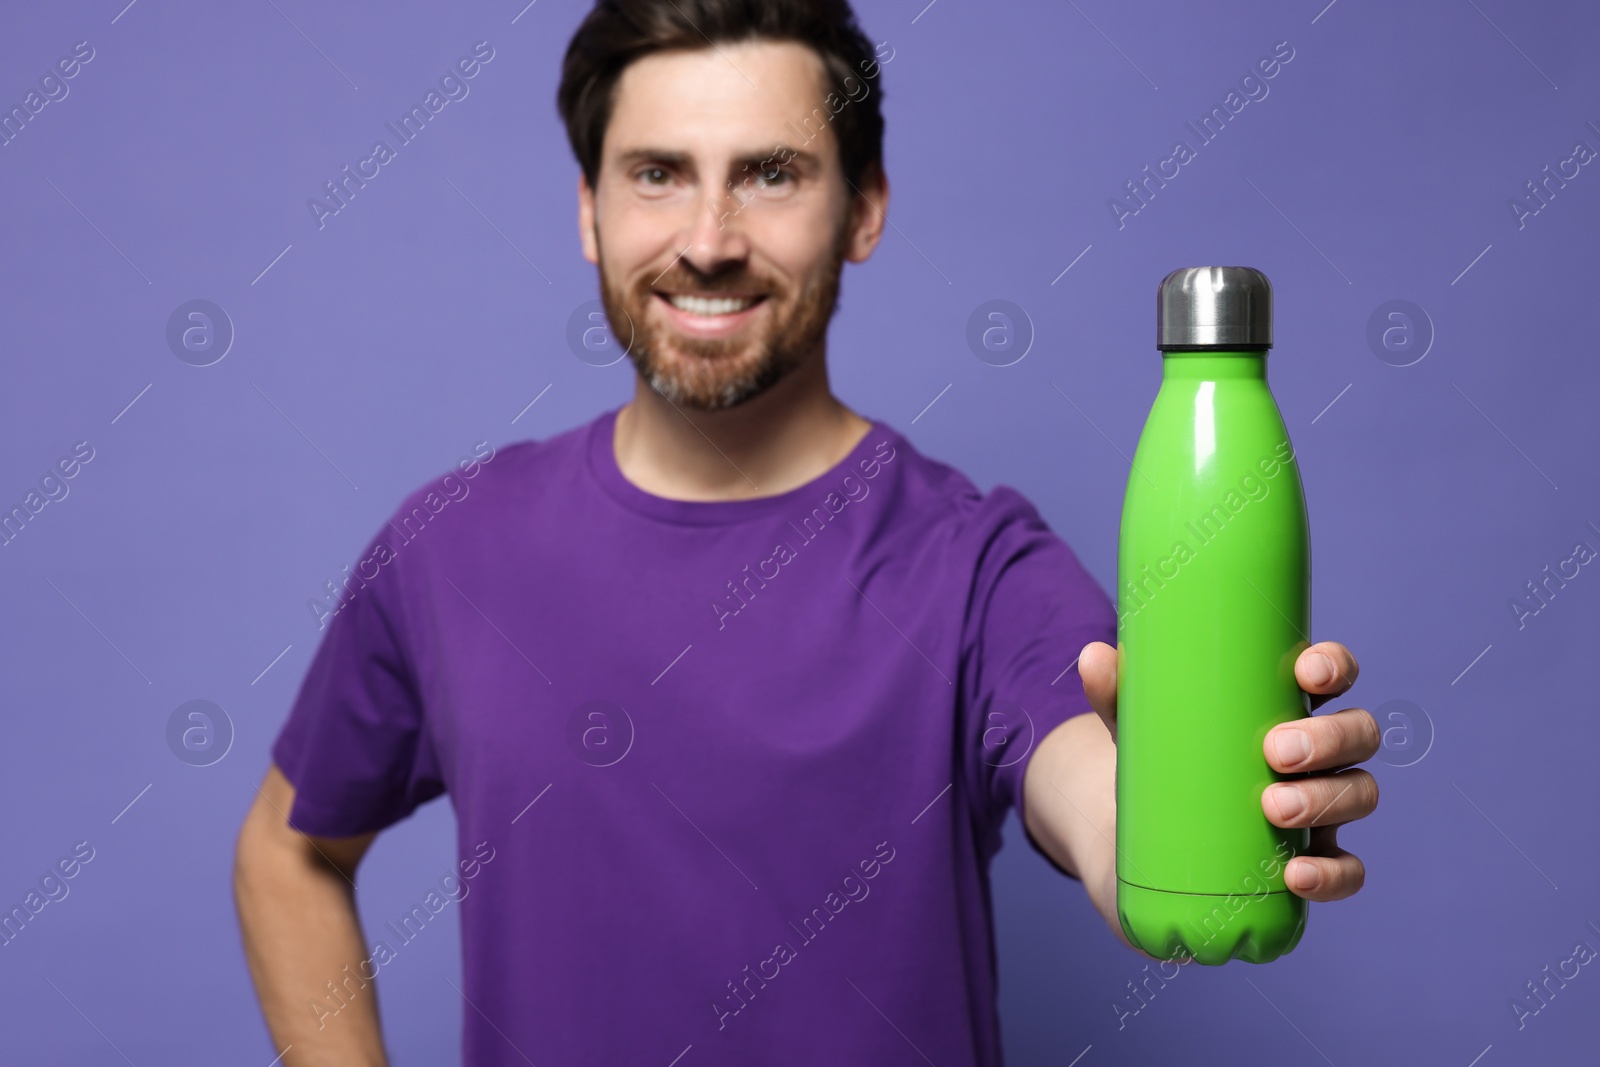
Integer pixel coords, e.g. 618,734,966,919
671,183,753,279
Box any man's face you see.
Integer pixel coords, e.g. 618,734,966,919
579,39,882,411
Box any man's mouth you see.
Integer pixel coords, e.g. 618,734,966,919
650,290,770,338
653,291,768,317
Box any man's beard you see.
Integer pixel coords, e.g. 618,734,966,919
596,221,849,411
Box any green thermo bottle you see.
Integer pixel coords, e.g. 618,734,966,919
1114,266,1310,965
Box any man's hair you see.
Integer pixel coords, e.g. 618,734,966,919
557,0,885,194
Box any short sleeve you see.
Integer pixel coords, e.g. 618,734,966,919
271,521,445,837
959,488,1117,861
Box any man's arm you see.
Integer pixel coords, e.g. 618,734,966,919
234,764,386,1067
1021,707,1133,951
1022,639,1379,955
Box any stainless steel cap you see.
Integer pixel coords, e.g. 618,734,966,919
1156,266,1273,350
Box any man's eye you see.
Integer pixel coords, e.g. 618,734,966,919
754,166,791,188
637,167,671,186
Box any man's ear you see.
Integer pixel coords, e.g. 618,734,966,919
844,162,889,264
578,172,599,265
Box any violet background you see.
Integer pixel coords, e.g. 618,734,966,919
1,0,1596,1063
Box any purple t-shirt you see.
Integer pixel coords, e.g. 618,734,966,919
272,406,1115,1065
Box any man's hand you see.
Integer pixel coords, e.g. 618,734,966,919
1077,639,1378,902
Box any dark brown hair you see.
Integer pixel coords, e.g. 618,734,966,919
557,0,886,193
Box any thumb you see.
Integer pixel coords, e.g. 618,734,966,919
1077,640,1119,742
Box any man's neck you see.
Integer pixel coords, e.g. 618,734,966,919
612,356,872,502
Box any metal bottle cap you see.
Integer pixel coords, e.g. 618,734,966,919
1156,266,1273,350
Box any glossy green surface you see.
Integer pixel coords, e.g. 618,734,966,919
1116,882,1305,967
1115,351,1310,965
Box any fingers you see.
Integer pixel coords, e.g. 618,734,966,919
1262,766,1379,829
1295,641,1360,712
1284,825,1366,901
1265,706,1380,774
1261,700,1379,903
1076,641,1118,736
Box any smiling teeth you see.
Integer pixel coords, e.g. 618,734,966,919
668,294,757,316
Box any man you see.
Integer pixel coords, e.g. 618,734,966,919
233,2,1379,1063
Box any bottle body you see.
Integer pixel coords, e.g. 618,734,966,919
1115,351,1310,965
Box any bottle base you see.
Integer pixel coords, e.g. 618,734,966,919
1116,879,1306,965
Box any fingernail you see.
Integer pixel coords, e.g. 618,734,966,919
1307,652,1335,687
1275,729,1311,767
1272,785,1306,821
1291,862,1320,891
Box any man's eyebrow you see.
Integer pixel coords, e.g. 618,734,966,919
614,147,688,169
613,146,822,171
